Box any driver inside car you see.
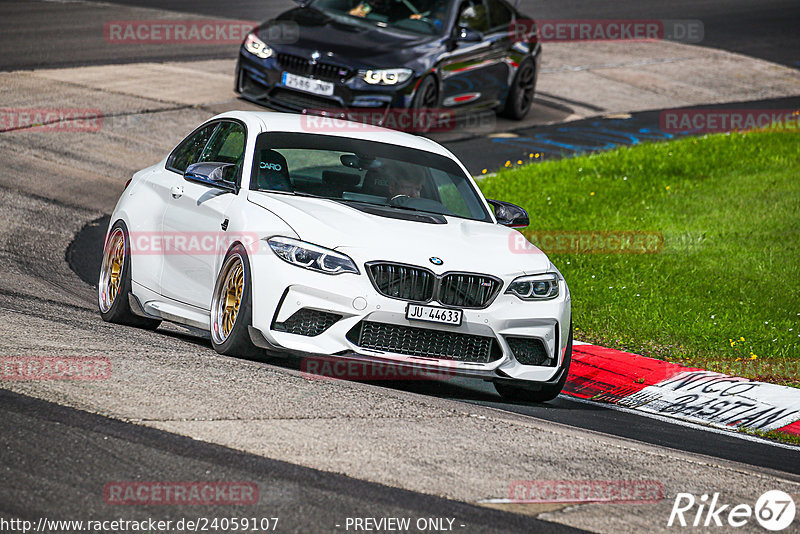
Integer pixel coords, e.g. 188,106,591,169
382,161,425,199
349,0,445,25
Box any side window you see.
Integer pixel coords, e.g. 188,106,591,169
458,0,489,33
197,121,247,182
167,123,218,174
486,0,512,30
198,122,246,165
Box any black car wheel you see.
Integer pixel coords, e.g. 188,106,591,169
500,59,536,120
494,321,573,403
411,75,439,110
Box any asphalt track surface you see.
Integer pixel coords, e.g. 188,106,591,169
1,0,799,71
448,95,800,174
0,389,585,533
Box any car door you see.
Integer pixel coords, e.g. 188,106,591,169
483,0,515,97
131,122,218,294
160,120,245,310
439,0,506,109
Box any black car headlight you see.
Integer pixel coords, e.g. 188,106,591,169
359,68,413,85
244,33,273,59
267,237,359,275
506,273,560,300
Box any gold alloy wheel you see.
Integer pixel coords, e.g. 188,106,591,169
99,228,125,313
213,255,244,344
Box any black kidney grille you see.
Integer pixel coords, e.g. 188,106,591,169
506,336,555,366
439,273,502,308
368,263,501,308
350,321,500,363
369,264,435,302
273,308,341,337
277,53,352,82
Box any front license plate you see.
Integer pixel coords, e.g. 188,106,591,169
406,304,462,326
281,72,334,96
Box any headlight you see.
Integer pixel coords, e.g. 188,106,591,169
506,273,560,300
267,237,359,275
359,68,413,85
244,33,273,59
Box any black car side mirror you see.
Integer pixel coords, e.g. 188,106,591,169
456,26,483,43
184,162,237,193
486,199,529,228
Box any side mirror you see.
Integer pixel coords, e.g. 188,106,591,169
455,26,483,43
486,199,529,228
184,162,237,192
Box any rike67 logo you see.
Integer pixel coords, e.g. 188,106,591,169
668,490,796,530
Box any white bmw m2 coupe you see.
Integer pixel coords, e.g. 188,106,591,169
99,111,571,401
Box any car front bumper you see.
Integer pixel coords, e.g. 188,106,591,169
248,247,571,384
235,52,417,113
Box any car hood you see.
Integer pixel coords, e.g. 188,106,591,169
261,7,439,67
248,192,550,277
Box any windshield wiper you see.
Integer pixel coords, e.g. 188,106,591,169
259,189,334,200
339,198,435,214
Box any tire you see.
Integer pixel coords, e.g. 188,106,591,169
499,59,536,120
210,244,259,357
409,75,439,133
98,220,161,329
411,75,439,110
494,322,572,403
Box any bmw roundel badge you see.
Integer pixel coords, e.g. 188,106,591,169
429,257,443,266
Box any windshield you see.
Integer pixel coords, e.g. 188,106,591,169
250,132,491,222
312,0,450,35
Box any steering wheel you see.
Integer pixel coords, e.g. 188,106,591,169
389,194,411,204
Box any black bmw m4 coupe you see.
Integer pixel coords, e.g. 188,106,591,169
235,0,540,121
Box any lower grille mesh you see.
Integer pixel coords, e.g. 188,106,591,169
506,337,554,366
349,321,500,363
273,308,341,337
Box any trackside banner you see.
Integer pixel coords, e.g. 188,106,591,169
565,345,800,434
619,371,800,432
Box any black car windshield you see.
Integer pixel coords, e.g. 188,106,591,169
250,132,491,222
313,0,450,35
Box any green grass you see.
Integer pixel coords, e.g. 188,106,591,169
478,128,800,386
738,426,800,446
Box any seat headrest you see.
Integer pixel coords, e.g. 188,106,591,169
256,149,291,191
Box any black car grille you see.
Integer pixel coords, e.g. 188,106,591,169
347,321,501,363
367,263,502,309
369,263,435,302
270,88,342,111
506,337,555,366
273,308,341,337
439,273,503,308
277,53,353,82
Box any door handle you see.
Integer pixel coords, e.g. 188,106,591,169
170,185,184,199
